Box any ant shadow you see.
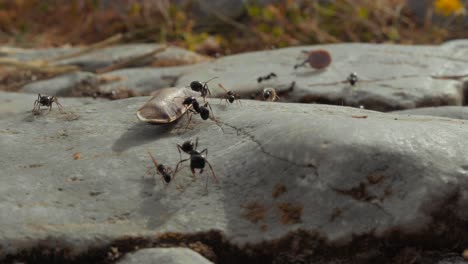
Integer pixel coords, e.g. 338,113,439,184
133,175,172,229
293,68,327,78
112,122,178,153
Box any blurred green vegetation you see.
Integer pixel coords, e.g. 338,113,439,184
0,0,466,55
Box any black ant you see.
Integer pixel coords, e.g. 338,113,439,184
257,72,277,83
33,93,63,114
218,83,241,104
178,96,221,130
147,150,173,185
347,72,358,86
188,77,218,102
174,138,218,190
182,96,214,120
263,88,280,101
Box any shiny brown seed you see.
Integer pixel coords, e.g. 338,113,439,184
294,49,332,70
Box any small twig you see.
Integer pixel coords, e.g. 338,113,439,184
95,45,168,74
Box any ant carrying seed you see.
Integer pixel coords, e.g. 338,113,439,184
178,96,221,130
347,72,358,86
174,137,218,190
33,93,63,114
188,77,218,102
263,88,280,102
257,72,277,83
294,49,332,70
147,150,173,185
218,83,241,104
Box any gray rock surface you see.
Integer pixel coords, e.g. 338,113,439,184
392,106,468,120
99,66,198,96
54,44,209,72
1,44,210,72
19,72,99,97
0,91,103,120
176,42,468,111
0,45,79,61
1,95,467,262
117,248,213,264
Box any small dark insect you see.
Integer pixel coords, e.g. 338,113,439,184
218,83,241,104
257,72,277,83
294,49,332,70
189,77,218,102
180,96,220,129
182,96,214,120
147,150,173,185
263,88,280,102
347,72,358,86
174,138,218,190
33,94,63,114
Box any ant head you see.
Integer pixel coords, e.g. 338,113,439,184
181,140,194,152
263,90,272,100
228,96,235,103
156,164,165,171
200,106,210,120
190,81,204,92
182,96,196,106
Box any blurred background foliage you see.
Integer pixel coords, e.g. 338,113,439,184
0,0,466,56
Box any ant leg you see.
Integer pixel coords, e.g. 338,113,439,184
195,137,199,151
48,105,52,113
184,112,193,130
205,171,209,191
205,102,216,119
205,159,219,183
33,100,39,113
204,77,219,83
294,60,307,69
174,158,190,180
199,148,208,158
54,98,63,112
209,115,224,132
176,110,193,131
176,144,184,161
191,167,196,179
